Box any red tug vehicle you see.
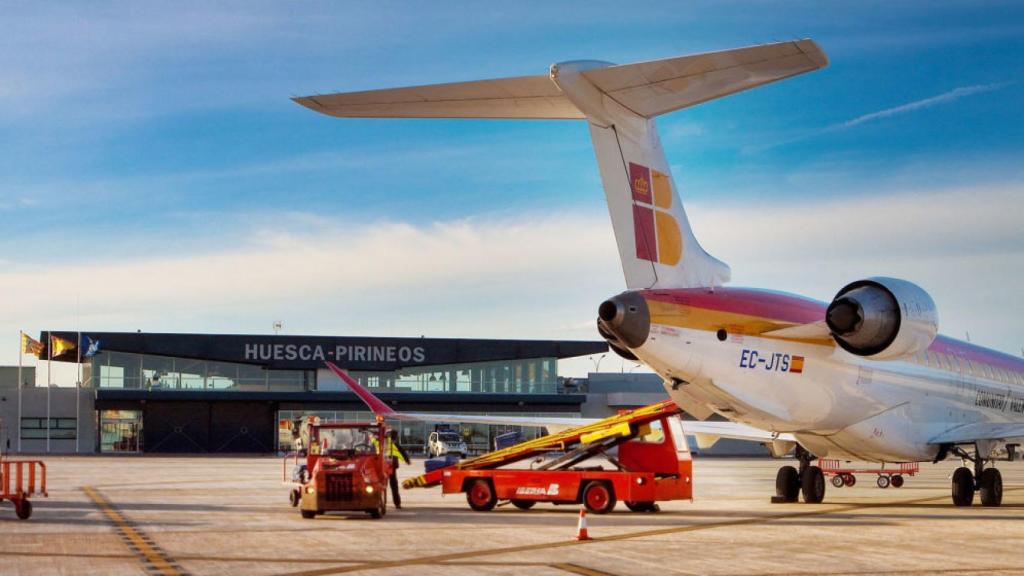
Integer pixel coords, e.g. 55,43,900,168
404,400,692,514
283,417,392,519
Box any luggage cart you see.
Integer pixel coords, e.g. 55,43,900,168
819,459,919,489
403,400,692,513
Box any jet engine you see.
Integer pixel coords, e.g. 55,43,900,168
825,277,938,360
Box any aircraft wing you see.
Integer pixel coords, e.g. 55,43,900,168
325,361,792,446
929,423,1024,445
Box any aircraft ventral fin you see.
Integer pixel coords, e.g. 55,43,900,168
293,40,827,121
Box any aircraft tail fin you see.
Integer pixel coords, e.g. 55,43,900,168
295,40,827,289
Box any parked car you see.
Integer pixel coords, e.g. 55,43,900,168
428,430,467,458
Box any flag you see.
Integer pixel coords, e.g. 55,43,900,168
790,355,805,374
50,334,76,358
84,337,102,358
21,333,44,357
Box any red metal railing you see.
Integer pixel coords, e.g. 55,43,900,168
1,459,48,499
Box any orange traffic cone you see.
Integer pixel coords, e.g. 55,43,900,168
574,508,592,541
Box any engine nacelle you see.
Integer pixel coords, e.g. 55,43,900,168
825,277,938,360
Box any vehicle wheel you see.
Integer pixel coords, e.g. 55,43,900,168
801,466,825,504
625,501,658,512
582,481,616,514
951,467,974,507
300,509,316,519
289,489,300,507
511,500,535,510
831,475,845,488
877,475,891,489
775,465,800,502
890,474,905,488
370,490,387,518
466,479,497,511
15,499,32,520
843,473,857,487
979,468,1002,507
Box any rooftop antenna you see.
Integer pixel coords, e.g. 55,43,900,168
273,321,283,335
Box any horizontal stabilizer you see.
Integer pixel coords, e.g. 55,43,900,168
294,75,583,119
579,39,827,118
294,39,827,122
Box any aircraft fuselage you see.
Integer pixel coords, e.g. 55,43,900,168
602,287,1024,463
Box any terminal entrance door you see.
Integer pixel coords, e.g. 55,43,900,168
99,410,143,453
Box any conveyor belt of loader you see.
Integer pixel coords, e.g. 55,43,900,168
404,399,681,489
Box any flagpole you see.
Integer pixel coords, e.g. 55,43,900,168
76,329,82,454
46,331,51,454
17,331,23,453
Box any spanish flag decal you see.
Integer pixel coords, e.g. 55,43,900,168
790,355,805,374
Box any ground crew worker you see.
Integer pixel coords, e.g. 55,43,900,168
385,429,411,509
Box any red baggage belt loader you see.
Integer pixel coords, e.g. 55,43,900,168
405,400,692,513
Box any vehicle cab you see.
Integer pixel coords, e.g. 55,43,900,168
289,419,392,519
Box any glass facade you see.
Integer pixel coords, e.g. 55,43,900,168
88,350,561,395
276,409,578,455
99,410,143,453
89,351,313,392
339,358,559,394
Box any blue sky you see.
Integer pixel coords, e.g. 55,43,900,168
2,1,1022,376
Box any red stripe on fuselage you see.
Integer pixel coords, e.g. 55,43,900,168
641,287,1024,376
642,287,827,325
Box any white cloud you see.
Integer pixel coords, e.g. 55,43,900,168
3,183,1021,380
835,83,1008,130
752,83,1010,152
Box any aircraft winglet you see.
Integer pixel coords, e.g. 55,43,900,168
325,361,396,416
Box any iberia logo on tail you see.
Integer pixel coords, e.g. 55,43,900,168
629,162,682,265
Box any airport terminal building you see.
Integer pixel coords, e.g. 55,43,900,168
0,331,609,455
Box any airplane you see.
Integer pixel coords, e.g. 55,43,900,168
295,40,1024,507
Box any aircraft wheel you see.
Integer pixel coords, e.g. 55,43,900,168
831,475,845,488
466,479,497,511
511,500,536,510
951,467,974,507
801,466,825,503
843,473,857,487
877,475,891,489
890,474,905,488
15,499,32,520
775,465,800,502
583,481,616,514
979,468,1002,507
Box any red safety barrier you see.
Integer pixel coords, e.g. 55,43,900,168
2,459,47,498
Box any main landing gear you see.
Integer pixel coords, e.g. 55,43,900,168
774,446,825,504
950,446,1003,507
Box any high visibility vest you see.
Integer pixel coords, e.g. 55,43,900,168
373,437,403,459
